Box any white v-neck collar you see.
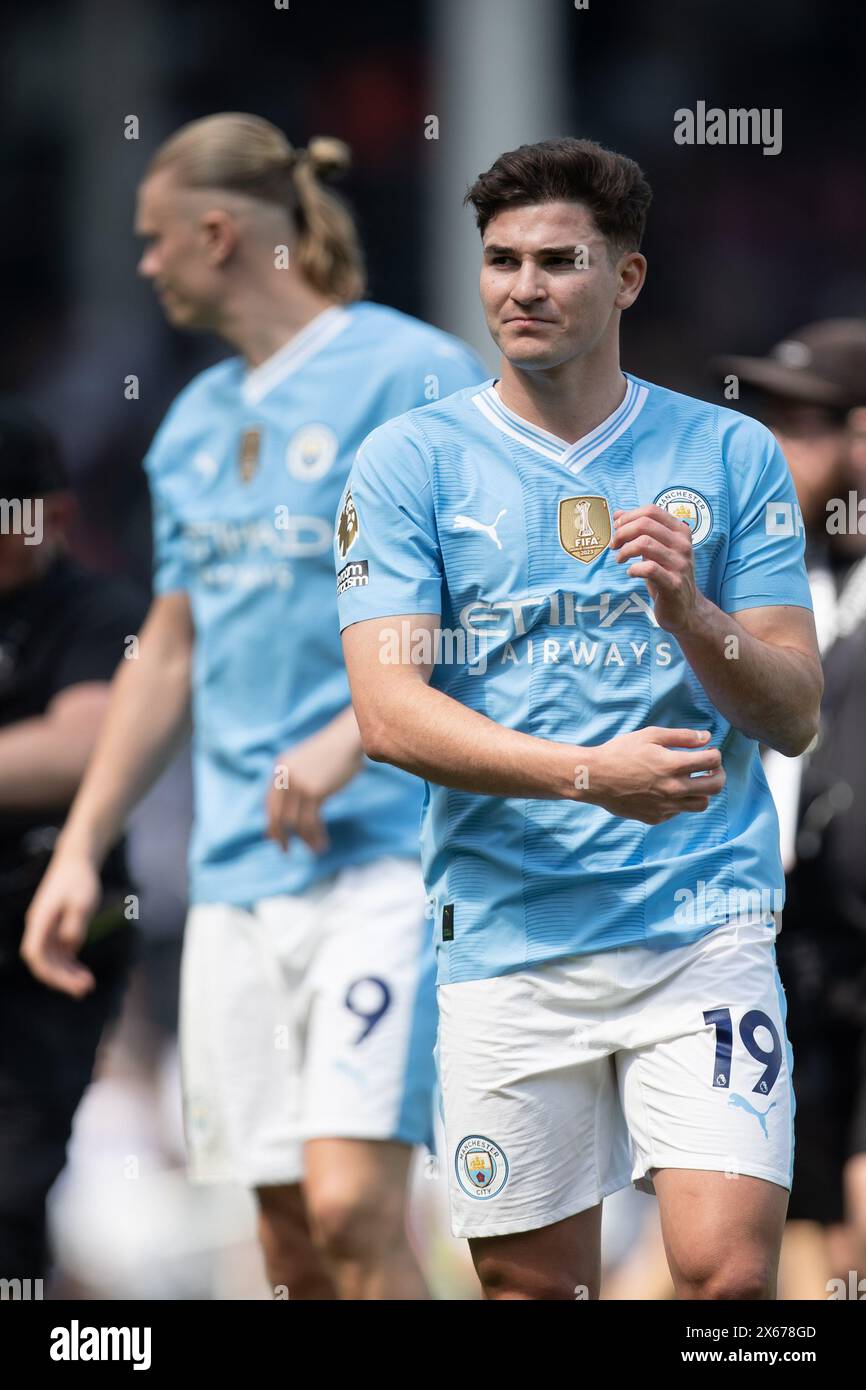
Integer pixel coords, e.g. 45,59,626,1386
472,373,648,473
242,304,352,406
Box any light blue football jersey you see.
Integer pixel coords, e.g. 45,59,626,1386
143,302,488,905
335,372,814,984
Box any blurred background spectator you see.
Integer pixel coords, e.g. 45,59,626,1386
0,405,145,1286
712,323,866,1299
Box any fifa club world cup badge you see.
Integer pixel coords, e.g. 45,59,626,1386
337,488,360,558
559,495,612,564
237,427,262,483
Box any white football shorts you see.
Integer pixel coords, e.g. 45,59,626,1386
436,918,794,1238
180,856,437,1186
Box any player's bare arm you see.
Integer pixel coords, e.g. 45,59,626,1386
0,684,112,808
21,591,194,995
342,614,725,822
611,502,822,755
266,704,364,853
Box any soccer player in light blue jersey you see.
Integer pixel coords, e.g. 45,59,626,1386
336,138,824,1299
23,113,486,1300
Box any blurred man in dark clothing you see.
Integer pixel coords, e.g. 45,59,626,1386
0,406,146,1284
715,321,866,1295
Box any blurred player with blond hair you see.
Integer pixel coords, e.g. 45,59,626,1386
23,113,485,1300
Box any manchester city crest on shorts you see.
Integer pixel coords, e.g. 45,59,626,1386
654,487,713,545
455,1135,509,1200
559,495,612,564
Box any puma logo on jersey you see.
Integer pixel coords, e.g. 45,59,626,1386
452,509,507,549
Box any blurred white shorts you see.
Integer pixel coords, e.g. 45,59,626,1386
180,856,437,1187
437,918,794,1239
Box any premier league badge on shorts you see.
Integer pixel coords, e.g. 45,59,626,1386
455,1135,509,1199
654,487,713,545
559,495,611,564
237,427,261,484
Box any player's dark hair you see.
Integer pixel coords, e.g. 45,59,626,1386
146,113,366,303
465,138,652,257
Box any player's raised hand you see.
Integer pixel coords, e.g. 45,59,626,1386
581,726,725,824
21,854,101,996
611,504,705,635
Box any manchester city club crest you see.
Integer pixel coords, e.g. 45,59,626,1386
237,427,262,484
337,488,360,559
654,487,713,545
455,1135,509,1200
286,423,339,482
559,495,612,564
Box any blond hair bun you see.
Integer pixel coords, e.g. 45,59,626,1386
304,136,352,181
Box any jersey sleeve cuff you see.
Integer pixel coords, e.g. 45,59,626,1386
721,589,814,613
338,585,443,631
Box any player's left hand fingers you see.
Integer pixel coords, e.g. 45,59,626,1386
612,514,692,552
295,795,329,854
267,784,301,849
265,790,282,845
625,558,684,589
615,535,687,569
613,504,691,536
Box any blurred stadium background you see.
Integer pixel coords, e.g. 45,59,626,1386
3,0,865,1298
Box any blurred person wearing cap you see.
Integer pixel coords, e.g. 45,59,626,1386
0,404,146,1285
714,320,866,1296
